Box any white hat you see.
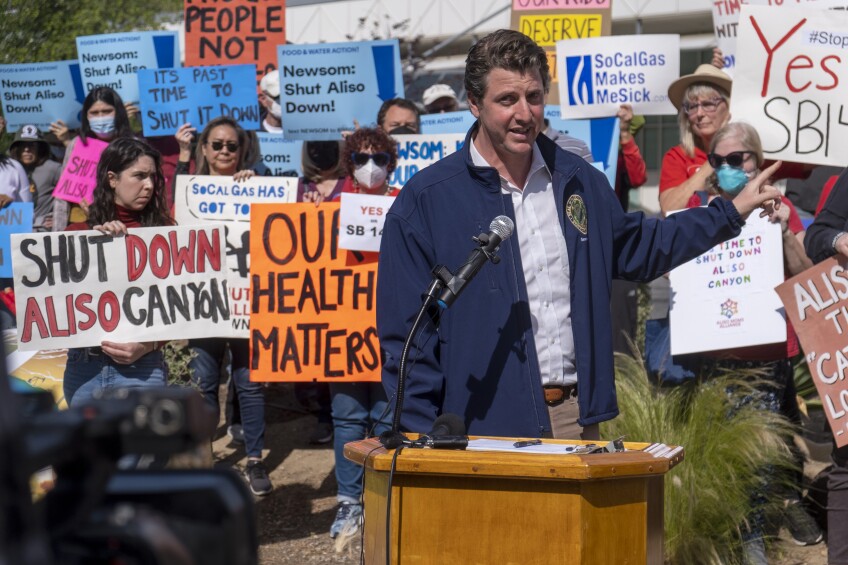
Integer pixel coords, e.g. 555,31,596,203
422,83,458,107
260,70,280,98
667,64,732,111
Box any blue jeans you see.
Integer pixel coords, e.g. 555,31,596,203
189,338,265,458
63,348,166,407
330,382,391,502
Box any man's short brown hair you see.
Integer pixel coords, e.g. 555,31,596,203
464,30,550,102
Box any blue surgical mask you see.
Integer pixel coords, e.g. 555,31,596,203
716,165,753,196
89,116,116,138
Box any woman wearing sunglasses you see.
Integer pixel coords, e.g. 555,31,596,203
341,127,400,197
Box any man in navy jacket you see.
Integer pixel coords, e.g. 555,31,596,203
377,29,784,439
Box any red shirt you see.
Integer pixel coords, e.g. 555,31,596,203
66,205,143,231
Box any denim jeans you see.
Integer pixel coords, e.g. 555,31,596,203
189,338,265,458
63,348,166,407
330,381,391,502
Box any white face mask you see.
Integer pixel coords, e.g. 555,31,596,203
353,160,388,190
269,100,282,119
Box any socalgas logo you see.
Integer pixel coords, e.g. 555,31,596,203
563,50,666,107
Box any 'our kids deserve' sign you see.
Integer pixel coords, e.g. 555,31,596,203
256,133,303,177
669,213,785,355
12,226,231,351
76,31,180,103
138,64,261,136
733,5,848,167
250,203,381,382
277,40,404,140
556,34,679,119
0,204,34,278
53,138,109,205
174,175,298,337
390,134,465,188
338,193,395,253
0,61,84,131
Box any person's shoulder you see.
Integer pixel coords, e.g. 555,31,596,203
398,150,468,196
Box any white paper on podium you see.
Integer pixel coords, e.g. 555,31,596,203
466,439,585,454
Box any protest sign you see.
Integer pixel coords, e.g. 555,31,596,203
138,64,260,136
419,111,477,134
0,204,33,278
256,132,303,177
76,31,180,103
776,257,848,447
338,193,395,252
174,174,298,337
669,213,786,355
555,34,678,118
0,61,84,131
544,106,620,187
390,133,465,187
12,225,231,351
184,0,286,86
53,138,109,205
250,203,381,382
733,5,848,166
277,40,404,140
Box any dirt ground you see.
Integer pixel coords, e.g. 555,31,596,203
212,384,831,565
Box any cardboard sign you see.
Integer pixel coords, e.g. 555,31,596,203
53,138,109,204
669,213,786,355
544,107,620,187
776,257,848,447
277,40,404,140
12,226,232,351
184,0,286,86
250,203,381,382
513,0,610,9
76,31,180,103
138,64,260,136
390,134,465,187
419,111,478,134
0,204,33,278
256,132,303,177
555,34,679,118
338,193,394,252
0,61,84,131
733,5,848,166
174,175,298,337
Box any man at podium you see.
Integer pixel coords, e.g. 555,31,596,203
377,29,783,440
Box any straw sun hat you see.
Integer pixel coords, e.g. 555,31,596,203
667,64,732,111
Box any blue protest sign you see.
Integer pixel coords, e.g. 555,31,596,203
277,40,404,140
76,31,180,104
256,133,303,177
419,110,477,134
390,134,465,187
0,61,84,131
138,64,261,136
0,203,33,277
545,105,619,188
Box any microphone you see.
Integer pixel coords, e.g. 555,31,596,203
436,216,515,309
420,413,468,450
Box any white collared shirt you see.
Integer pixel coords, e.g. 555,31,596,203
470,139,577,386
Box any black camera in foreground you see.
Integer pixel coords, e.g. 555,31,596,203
0,381,258,565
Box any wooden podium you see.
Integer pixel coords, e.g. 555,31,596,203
345,437,683,565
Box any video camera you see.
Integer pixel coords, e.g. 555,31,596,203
0,376,258,565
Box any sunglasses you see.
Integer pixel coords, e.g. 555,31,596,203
208,141,239,152
682,97,725,115
352,152,390,168
707,151,755,169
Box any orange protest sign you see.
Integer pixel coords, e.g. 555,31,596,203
249,203,381,382
184,0,286,85
775,257,848,448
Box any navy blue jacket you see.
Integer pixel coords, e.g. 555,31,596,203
377,126,744,437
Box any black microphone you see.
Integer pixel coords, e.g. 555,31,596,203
420,413,468,450
436,216,515,309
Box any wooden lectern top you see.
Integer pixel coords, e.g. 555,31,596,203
345,437,683,482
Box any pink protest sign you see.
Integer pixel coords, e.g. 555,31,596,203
54,138,109,204
512,0,610,9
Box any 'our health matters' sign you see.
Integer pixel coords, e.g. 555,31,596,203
0,61,84,131
76,31,180,103
277,40,404,140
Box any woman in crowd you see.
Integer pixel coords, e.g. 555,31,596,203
62,138,171,407
173,117,273,496
327,127,396,540
9,125,61,231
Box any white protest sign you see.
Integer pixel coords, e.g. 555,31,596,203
174,175,298,337
338,193,395,252
13,226,231,351
390,134,465,187
733,5,848,166
556,34,679,118
669,212,786,355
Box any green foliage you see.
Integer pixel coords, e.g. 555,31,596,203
602,354,796,565
163,340,196,388
792,355,822,410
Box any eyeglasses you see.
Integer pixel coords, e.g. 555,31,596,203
682,97,725,115
352,152,390,168
707,151,755,169
208,141,239,152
